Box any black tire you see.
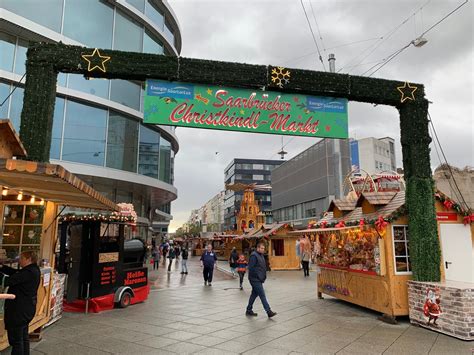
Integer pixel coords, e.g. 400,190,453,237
119,291,132,308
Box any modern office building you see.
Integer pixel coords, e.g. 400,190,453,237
350,137,396,174
224,158,284,231
0,0,181,237
271,139,351,227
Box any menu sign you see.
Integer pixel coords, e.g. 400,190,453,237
99,264,117,286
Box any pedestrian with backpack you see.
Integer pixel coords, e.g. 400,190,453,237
236,254,248,290
167,247,176,272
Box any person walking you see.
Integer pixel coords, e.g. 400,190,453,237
236,254,248,290
0,251,41,355
301,249,310,277
181,246,189,274
200,244,217,286
152,245,160,270
167,247,176,272
161,241,169,265
246,243,276,318
229,247,238,276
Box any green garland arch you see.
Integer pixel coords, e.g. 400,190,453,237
19,43,440,281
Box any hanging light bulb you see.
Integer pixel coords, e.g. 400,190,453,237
40,199,45,205
17,192,23,201
30,196,36,203
1,187,8,196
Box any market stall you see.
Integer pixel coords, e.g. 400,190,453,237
293,190,473,326
0,120,117,349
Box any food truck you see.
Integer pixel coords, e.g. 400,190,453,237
0,120,118,349
58,218,150,312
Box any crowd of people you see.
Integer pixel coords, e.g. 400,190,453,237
150,240,189,274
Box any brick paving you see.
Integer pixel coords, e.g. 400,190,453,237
5,257,472,354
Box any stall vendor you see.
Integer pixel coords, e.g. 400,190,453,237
0,251,41,355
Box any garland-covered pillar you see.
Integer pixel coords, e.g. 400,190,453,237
399,98,440,281
19,58,57,162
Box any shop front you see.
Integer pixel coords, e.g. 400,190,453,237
0,120,117,349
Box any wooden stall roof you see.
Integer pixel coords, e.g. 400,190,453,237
0,120,27,158
290,225,361,234
0,159,118,211
328,198,357,212
355,191,398,206
249,223,292,238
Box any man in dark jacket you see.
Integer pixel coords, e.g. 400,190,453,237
246,243,276,318
200,244,217,286
0,251,41,355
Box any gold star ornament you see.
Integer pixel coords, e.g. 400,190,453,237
81,48,111,73
397,81,417,103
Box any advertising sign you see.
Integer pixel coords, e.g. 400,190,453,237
144,80,348,138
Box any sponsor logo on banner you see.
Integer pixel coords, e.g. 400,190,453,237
147,81,194,99
306,97,346,113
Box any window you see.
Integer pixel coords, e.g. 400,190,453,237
164,21,174,46
253,174,264,181
62,100,107,166
138,125,160,178
1,204,45,268
272,239,284,256
63,0,113,48
392,225,410,273
242,163,252,170
9,86,24,131
145,0,164,30
253,164,264,170
159,137,172,183
68,75,109,99
110,80,141,111
114,11,143,52
13,39,28,75
0,83,10,119
143,30,164,54
50,97,65,160
106,112,139,172
0,32,16,72
126,0,145,12
3,0,63,32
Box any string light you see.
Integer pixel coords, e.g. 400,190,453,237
40,199,45,205
17,192,23,201
30,196,36,203
1,187,8,196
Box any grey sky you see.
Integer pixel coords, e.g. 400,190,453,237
167,0,473,231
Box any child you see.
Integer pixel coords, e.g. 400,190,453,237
236,254,248,290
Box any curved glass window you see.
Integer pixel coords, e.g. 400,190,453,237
114,11,142,52
143,30,164,55
9,86,24,131
68,75,109,99
2,0,63,33
110,80,140,111
13,39,28,75
63,0,113,49
126,0,145,12
145,0,164,30
138,125,160,178
0,82,10,118
57,73,67,88
164,22,174,46
159,136,172,184
106,112,139,172
62,100,107,166
0,33,16,72
50,97,65,160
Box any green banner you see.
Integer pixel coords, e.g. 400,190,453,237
144,80,348,138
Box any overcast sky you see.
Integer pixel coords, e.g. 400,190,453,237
166,0,473,232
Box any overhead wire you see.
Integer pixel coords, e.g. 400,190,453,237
0,73,26,108
428,111,471,212
363,0,469,77
309,1,326,52
300,0,326,71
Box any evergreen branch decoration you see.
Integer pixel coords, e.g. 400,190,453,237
19,42,439,282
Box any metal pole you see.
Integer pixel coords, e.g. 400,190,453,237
328,53,336,73
85,283,90,314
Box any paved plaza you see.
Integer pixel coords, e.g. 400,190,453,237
8,257,472,355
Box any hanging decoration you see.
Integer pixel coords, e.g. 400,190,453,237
397,81,418,103
270,66,291,88
58,213,136,223
81,48,111,73
335,220,346,228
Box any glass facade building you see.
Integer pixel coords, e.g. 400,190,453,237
0,0,181,235
223,159,284,231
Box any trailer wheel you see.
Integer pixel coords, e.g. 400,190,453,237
119,291,132,308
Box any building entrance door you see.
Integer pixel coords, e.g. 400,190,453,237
439,223,473,283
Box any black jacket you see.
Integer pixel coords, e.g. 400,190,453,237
1,263,41,329
248,251,266,283
181,249,189,260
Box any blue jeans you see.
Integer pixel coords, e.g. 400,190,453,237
247,281,271,313
181,259,188,273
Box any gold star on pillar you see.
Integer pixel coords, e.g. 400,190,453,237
81,48,111,73
397,81,418,103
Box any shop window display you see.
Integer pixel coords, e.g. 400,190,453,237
392,225,410,273
316,228,380,274
1,204,44,268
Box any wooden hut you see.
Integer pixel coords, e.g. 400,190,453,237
0,120,117,349
291,190,473,324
